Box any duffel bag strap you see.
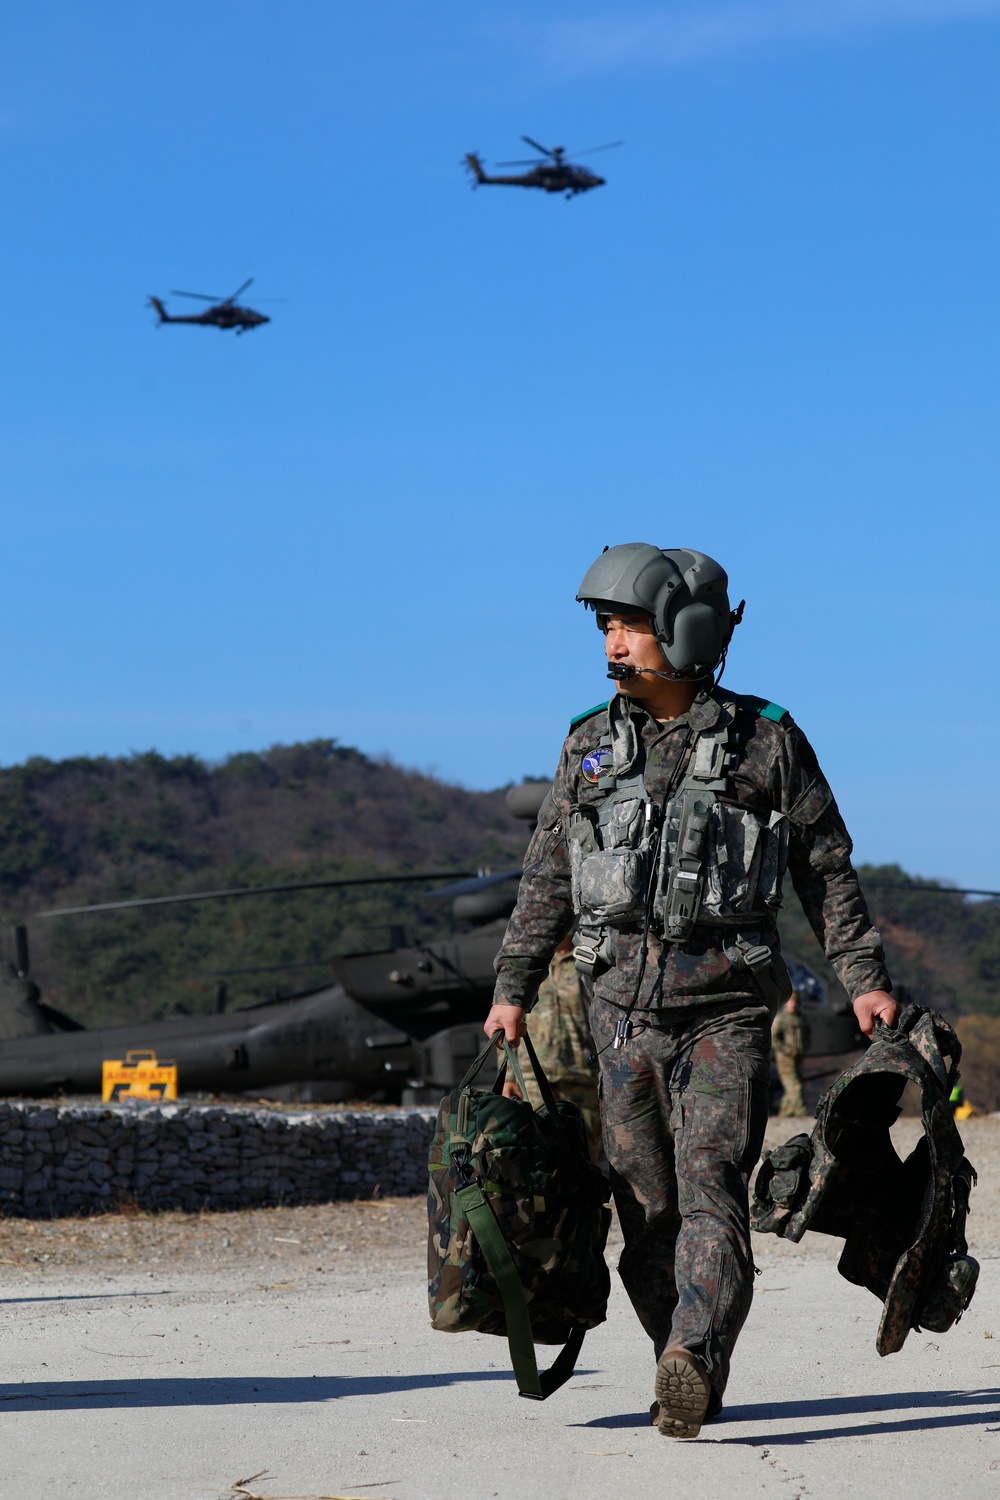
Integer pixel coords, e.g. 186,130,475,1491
521,1031,561,1118
455,1177,586,1401
492,1037,532,1102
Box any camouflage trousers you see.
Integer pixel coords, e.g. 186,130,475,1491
592,996,771,1399
775,1052,807,1117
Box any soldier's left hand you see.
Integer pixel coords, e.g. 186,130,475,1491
853,990,900,1038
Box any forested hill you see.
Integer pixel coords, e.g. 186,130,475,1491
0,740,996,1033
779,863,1000,1022
0,741,531,1025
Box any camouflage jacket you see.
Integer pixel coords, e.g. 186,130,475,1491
495,687,890,1014
771,1008,812,1057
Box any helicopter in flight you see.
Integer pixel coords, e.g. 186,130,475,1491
148,278,274,334
464,137,623,198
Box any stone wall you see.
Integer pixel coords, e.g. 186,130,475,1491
0,1101,438,1217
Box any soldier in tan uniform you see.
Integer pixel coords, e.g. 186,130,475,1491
517,935,601,1161
771,992,812,1117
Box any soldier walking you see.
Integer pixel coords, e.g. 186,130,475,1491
485,543,897,1439
771,992,812,1116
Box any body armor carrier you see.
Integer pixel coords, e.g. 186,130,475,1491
567,695,791,1007
752,1006,979,1355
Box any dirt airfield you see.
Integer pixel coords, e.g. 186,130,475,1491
0,1113,995,1500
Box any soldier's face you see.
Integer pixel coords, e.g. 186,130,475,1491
602,611,665,699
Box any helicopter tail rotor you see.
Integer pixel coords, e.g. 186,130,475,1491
148,296,169,323
464,152,487,184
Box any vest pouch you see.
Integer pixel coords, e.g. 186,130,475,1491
700,804,788,921
917,1253,980,1333
575,847,649,924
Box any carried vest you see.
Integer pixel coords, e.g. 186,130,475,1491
567,694,791,1005
752,1005,979,1355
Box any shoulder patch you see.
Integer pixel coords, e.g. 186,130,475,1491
736,694,790,725
569,700,609,731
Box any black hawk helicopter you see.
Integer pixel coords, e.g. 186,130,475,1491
148,278,274,334
464,136,622,198
0,776,887,1103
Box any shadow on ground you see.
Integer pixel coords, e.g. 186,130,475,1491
0,1369,528,1411
573,1387,1000,1443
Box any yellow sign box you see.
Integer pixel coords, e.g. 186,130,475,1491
102,1050,178,1102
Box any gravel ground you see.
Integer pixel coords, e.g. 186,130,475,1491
0,1115,996,1500
0,1114,995,1285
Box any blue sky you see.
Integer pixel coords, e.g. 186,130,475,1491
1,2,997,885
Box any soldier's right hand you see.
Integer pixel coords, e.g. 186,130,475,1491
484,1003,527,1046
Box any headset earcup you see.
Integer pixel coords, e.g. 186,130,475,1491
661,599,727,672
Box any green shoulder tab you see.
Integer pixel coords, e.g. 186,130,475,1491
738,694,790,725
569,700,610,731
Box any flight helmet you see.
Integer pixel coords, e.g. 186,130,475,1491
576,543,743,678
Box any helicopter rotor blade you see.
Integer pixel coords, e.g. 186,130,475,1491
521,135,555,158
223,277,254,305
496,158,546,167
171,291,223,301
424,867,523,899
571,140,625,157
35,867,479,919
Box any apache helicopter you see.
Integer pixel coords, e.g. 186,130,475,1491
148,278,275,334
0,783,551,1103
0,778,874,1101
464,137,622,198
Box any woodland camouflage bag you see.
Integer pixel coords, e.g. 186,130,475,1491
427,1032,611,1399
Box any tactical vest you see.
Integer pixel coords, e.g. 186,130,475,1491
752,1005,979,1355
567,694,791,1007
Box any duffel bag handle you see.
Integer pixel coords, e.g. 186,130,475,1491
458,1033,563,1123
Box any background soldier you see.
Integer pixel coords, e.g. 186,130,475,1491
504,934,602,1161
771,991,812,1116
485,543,898,1440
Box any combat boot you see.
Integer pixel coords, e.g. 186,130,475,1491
652,1346,712,1438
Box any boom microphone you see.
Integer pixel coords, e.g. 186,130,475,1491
606,663,673,681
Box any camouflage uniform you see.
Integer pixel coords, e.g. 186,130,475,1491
522,947,601,1161
771,1005,812,1117
494,686,890,1402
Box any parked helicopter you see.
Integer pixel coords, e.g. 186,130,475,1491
0,777,868,1101
148,278,274,334
464,137,622,198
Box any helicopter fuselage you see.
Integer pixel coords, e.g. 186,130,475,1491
465,153,605,197
0,930,502,1099
148,296,270,333
0,921,862,1100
